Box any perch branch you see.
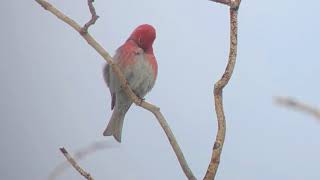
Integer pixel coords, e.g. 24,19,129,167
60,147,94,180
204,0,241,180
34,0,195,179
274,96,320,120
49,141,109,180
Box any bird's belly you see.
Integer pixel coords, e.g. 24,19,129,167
125,59,155,98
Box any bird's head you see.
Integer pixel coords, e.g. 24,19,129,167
128,24,156,53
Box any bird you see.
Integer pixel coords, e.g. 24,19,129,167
102,24,158,142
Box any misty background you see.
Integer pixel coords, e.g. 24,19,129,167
1,0,320,179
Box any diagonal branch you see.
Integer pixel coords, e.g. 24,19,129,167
34,0,195,179
274,96,320,120
60,147,94,180
204,0,241,180
49,141,110,180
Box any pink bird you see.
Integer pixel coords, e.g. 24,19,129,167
102,24,158,142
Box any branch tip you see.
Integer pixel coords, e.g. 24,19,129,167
275,96,320,120
60,147,67,154
35,0,50,10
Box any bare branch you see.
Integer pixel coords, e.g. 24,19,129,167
274,96,320,120
81,0,99,34
49,141,110,180
60,147,94,180
204,0,241,179
34,0,195,179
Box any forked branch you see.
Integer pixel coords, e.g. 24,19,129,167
204,0,241,180
34,0,195,179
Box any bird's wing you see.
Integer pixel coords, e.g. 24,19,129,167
105,41,143,109
103,63,116,110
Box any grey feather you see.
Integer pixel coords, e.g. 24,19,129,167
102,47,156,142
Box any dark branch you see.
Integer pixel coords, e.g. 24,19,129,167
81,0,99,34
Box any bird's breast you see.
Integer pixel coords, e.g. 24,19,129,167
124,53,156,97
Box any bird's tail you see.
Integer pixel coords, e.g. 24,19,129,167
103,105,130,142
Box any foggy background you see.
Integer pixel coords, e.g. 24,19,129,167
1,0,320,179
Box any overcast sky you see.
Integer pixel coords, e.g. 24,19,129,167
1,0,320,180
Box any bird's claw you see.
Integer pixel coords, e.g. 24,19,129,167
137,96,145,105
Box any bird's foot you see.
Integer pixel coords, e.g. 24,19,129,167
137,96,145,106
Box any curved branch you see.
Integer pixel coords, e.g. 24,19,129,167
204,0,241,180
60,147,94,180
34,1,195,179
81,0,99,34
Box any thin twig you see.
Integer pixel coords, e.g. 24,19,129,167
204,0,241,180
274,96,320,120
60,147,94,180
49,141,110,180
34,0,195,179
210,0,230,6
81,0,99,34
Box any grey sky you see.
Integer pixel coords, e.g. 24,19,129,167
1,0,320,179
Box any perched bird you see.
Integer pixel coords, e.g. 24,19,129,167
103,24,158,142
